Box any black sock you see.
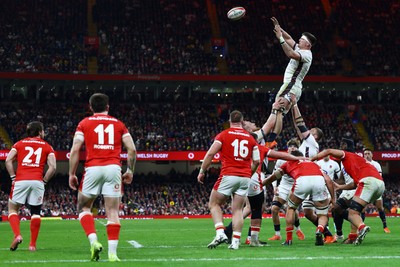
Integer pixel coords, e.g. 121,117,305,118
274,224,281,232
248,226,251,237
333,212,344,236
361,212,365,222
294,219,300,228
225,222,233,238
379,210,387,228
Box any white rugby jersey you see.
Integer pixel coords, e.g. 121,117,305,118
283,44,312,90
299,133,319,158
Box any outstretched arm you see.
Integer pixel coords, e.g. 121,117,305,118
291,96,309,140
311,149,345,162
271,17,300,60
271,17,296,47
259,99,284,142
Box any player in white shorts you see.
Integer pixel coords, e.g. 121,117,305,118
266,16,316,140
290,97,336,242
5,121,56,251
363,148,390,233
69,93,136,262
268,138,305,241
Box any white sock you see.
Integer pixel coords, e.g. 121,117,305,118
215,222,225,236
88,233,98,245
108,240,118,255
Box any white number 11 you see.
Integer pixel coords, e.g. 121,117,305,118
94,124,114,144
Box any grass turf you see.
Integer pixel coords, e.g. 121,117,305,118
0,217,398,267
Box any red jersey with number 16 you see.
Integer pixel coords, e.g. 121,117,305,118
75,114,130,167
12,137,55,181
214,127,259,178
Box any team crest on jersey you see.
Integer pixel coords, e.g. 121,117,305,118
114,184,120,190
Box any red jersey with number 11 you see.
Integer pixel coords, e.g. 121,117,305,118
75,114,130,167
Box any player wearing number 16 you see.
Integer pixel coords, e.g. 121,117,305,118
5,121,57,252
68,93,137,262
197,110,260,250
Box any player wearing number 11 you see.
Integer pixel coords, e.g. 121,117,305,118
69,93,137,262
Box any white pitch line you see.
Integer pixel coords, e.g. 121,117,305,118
128,240,143,248
3,255,400,264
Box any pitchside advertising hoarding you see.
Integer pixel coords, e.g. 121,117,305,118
1,150,400,161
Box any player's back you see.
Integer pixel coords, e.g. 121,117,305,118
14,137,54,181
76,114,129,167
281,160,323,180
216,127,258,178
342,152,382,182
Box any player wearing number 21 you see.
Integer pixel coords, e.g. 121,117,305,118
198,110,260,250
5,121,57,252
69,93,137,262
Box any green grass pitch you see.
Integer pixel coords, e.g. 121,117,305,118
0,217,399,267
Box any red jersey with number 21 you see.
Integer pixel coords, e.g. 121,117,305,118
214,127,258,178
12,137,55,181
75,114,130,167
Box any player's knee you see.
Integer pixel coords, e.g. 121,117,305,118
30,205,42,216
272,201,283,209
336,198,349,210
287,198,299,210
251,208,262,219
349,200,365,213
315,205,329,215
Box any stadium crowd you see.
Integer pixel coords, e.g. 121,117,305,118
2,98,400,151
0,0,398,76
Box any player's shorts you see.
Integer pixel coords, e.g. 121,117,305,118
9,180,44,206
214,175,250,197
293,175,328,202
277,175,294,202
275,83,302,105
80,164,122,198
339,189,356,200
355,177,385,204
247,172,264,197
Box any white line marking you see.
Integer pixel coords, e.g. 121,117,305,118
127,240,143,248
4,255,400,264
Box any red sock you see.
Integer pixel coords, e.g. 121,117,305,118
348,233,358,241
8,213,21,237
286,226,294,241
30,216,41,246
106,224,121,240
79,213,96,236
358,224,365,232
317,225,325,233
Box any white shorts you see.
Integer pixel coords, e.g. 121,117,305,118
339,189,356,200
81,165,122,198
277,175,294,202
214,175,250,197
275,83,302,104
10,180,45,206
247,172,264,197
355,177,385,204
292,175,328,202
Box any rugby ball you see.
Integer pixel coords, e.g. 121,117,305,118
227,7,246,20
